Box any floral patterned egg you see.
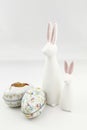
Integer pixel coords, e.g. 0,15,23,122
21,87,46,119
3,82,33,107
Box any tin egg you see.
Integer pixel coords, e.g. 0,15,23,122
21,87,46,119
3,82,33,107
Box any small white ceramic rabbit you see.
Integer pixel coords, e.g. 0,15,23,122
60,61,74,112
42,22,63,107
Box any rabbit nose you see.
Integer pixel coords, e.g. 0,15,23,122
64,81,70,86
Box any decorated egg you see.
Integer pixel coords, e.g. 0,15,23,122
3,82,33,107
21,87,46,119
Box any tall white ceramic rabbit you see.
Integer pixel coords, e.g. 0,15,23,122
60,61,74,112
42,22,63,107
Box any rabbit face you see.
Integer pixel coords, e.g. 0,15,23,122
42,42,57,57
64,80,71,86
42,22,58,57
64,74,72,87
64,60,74,86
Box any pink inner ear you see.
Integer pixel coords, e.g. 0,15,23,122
51,23,57,44
68,62,74,74
47,23,51,42
51,26,55,43
64,61,68,73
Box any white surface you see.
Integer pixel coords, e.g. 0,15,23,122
0,60,87,130
0,0,87,60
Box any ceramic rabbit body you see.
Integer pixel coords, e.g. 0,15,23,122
60,61,74,112
42,22,63,107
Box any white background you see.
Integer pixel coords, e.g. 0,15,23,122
0,0,87,130
0,0,86,60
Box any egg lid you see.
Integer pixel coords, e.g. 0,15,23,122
21,87,46,115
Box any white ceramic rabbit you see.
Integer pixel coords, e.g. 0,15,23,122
42,22,63,107
60,61,74,112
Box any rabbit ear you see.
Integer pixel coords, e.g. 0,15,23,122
68,62,74,74
51,23,57,44
47,22,52,42
64,61,68,73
